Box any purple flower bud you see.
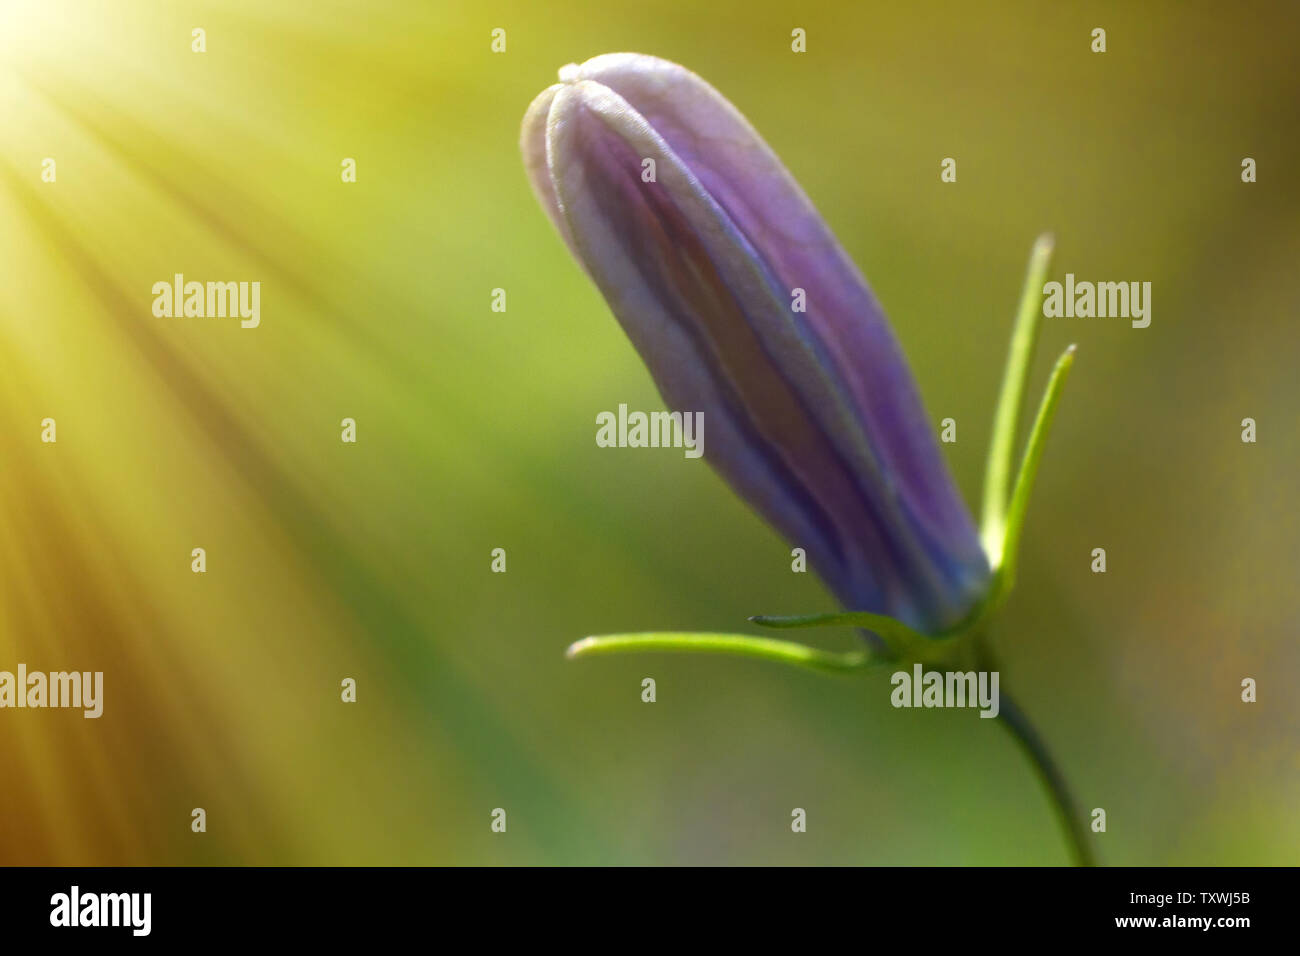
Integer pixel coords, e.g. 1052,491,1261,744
521,53,989,633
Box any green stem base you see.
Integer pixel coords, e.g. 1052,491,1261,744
994,688,1097,866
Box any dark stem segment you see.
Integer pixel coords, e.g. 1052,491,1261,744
994,688,1097,866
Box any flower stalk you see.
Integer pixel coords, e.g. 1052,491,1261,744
563,237,1089,863
528,55,1088,864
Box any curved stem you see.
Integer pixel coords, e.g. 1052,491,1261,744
565,632,875,674
994,688,1096,866
749,610,957,661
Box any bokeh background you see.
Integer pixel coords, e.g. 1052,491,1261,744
1,0,1296,865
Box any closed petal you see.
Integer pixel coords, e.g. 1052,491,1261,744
521,83,580,261
532,64,989,631
565,55,987,591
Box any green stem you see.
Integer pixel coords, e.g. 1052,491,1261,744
995,344,1076,597
748,610,956,658
994,687,1096,866
981,233,1055,566
565,632,874,674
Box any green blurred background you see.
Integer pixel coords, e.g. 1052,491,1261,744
1,0,1296,865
